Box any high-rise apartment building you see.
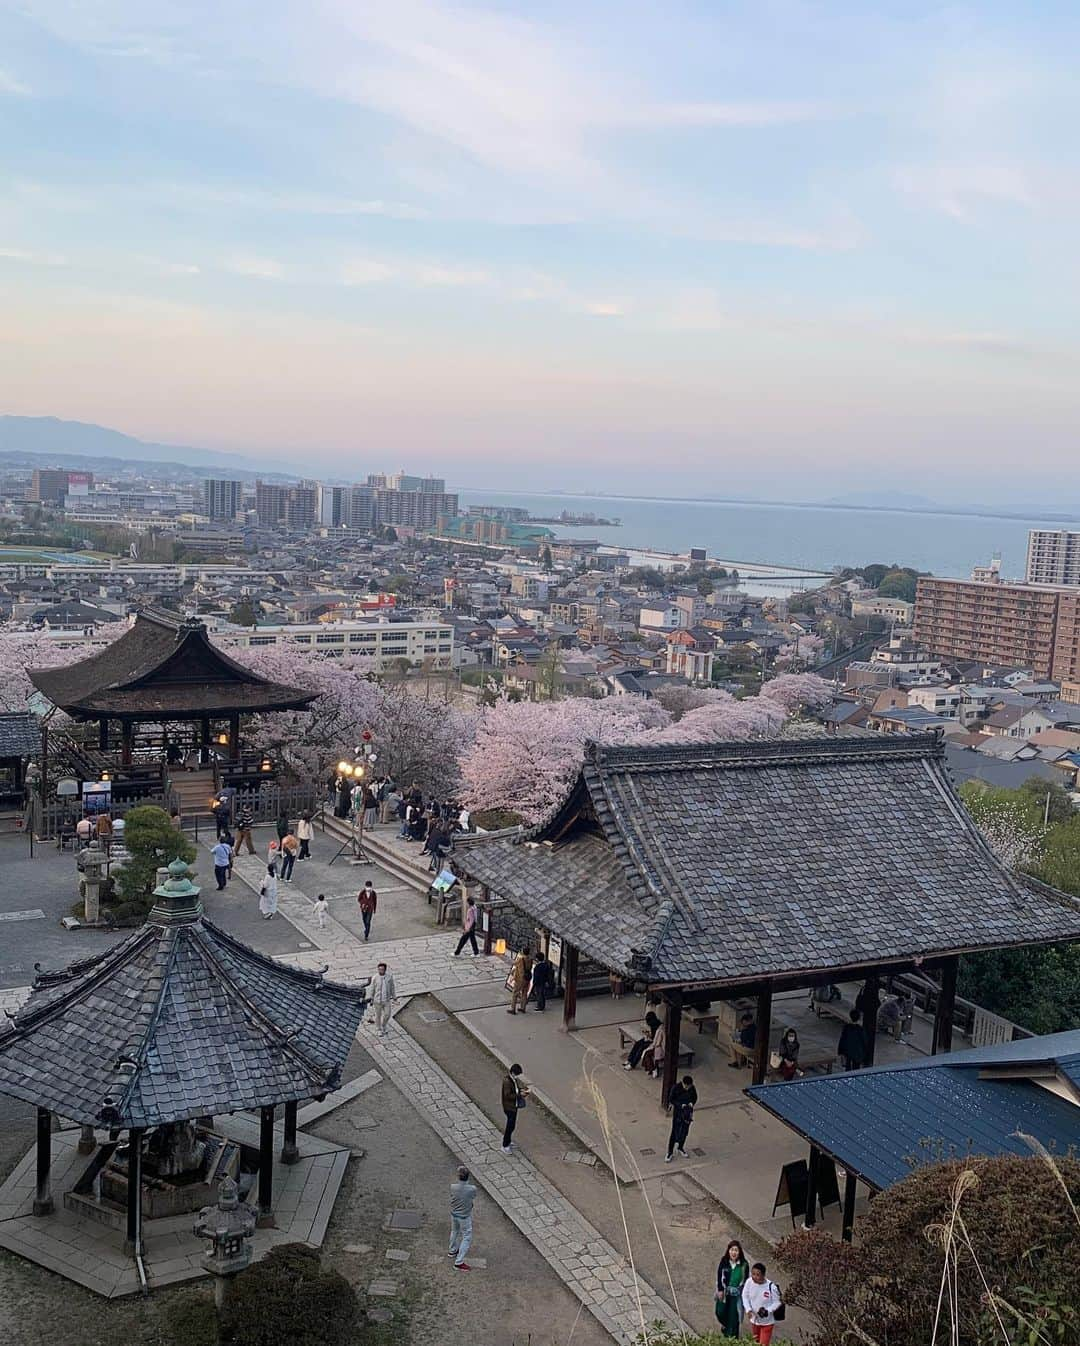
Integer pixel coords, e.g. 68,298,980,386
255,480,317,530
203,478,242,520
1026,530,1080,587
914,575,1080,681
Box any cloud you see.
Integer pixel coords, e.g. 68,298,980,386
893,159,1037,219
224,254,285,280
585,302,624,317
165,184,429,220
611,100,833,129
0,69,32,96
0,246,67,266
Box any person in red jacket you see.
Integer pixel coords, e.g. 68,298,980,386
357,881,377,941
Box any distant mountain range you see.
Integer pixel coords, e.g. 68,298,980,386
0,416,298,482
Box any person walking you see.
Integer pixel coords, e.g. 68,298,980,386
235,802,256,855
507,950,532,1014
741,1263,783,1345
447,1165,477,1271
312,893,328,929
716,1240,750,1337
296,811,314,860
624,1010,662,1070
838,1009,866,1072
454,894,480,956
211,837,232,891
369,962,396,1035
501,1063,527,1153
778,1028,801,1081
279,832,298,882
529,949,553,1011
665,1074,698,1161
213,798,231,841
357,881,377,941
258,864,279,919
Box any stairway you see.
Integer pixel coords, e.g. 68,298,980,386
169,768,218,821
321,815,434,894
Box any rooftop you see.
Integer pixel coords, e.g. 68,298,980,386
455,733,1080,988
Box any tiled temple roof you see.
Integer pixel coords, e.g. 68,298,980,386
455,733,1080,986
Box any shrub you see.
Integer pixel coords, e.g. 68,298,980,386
219,1242,359,1346
112,805,196,908
777,1155,1080,1346
166,1293,219,1346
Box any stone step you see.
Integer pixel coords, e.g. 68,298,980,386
321,817,434,895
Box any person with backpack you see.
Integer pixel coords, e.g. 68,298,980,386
741,1262,784,1344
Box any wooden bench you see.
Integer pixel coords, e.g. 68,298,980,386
768,1049,836,1078
689,1012,720,1035
617,1025,695,1069
810,997,851,1025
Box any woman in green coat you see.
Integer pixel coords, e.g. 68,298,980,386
716,1239,750,1336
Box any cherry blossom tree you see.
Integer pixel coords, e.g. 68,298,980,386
759,672,834,714
458,696,671,822
775,633,826,670
0,624,128,714
651,684,737,720
637,693,787,745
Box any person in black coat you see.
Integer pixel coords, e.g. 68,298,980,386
666,1075,698,1160
838,1008,866,1071
530,951,553,1011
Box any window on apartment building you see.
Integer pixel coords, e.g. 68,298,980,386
316,633,345,644
250,636,275,646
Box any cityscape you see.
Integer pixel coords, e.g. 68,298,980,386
2,3,1079,1346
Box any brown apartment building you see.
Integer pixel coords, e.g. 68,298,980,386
914,576,1080,681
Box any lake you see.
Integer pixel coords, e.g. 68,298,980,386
456,489,1047,582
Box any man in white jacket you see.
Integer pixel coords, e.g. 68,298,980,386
741,1262,782,1344
369,962,396,1036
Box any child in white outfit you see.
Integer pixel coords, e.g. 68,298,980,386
313,893,328,929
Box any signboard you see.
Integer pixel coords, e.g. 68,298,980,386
81,781,111,815
772,1159,809,1225
815,1154,841,1212
56,777,80,798
547,934,562,971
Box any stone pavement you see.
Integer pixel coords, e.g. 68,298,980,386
360,1013,692,1345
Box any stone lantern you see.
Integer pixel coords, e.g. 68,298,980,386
78,840,106,923
194,1176,258,1308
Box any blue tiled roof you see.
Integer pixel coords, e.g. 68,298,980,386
749,1031,1080,1190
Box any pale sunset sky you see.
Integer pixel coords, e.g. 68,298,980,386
1,1,1078,498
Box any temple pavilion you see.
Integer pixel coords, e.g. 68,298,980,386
28,609,317,795
453,732,1080,1108
0,860,367,1275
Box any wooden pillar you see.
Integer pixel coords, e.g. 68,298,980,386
32,1108,53,1216
481,887,493,955
200,716,211,766
280,1100,299,1165
228,712,241,761
803,1145,820,1229
841,1169,858,1243
258,1105,275,1218
862,972,880,1066
932,957,959,1055
660,989,683,1110
99,718,109,751
561,944,579,1032
752,984,773,1085
120,721,133,767
125,1128,144,1253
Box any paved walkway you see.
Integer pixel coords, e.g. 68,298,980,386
361,1013,691,1345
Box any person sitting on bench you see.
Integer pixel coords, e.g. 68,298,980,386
624,1010,661,1070
727,1011,757,1068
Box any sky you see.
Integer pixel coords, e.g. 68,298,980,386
1,1,1079,500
